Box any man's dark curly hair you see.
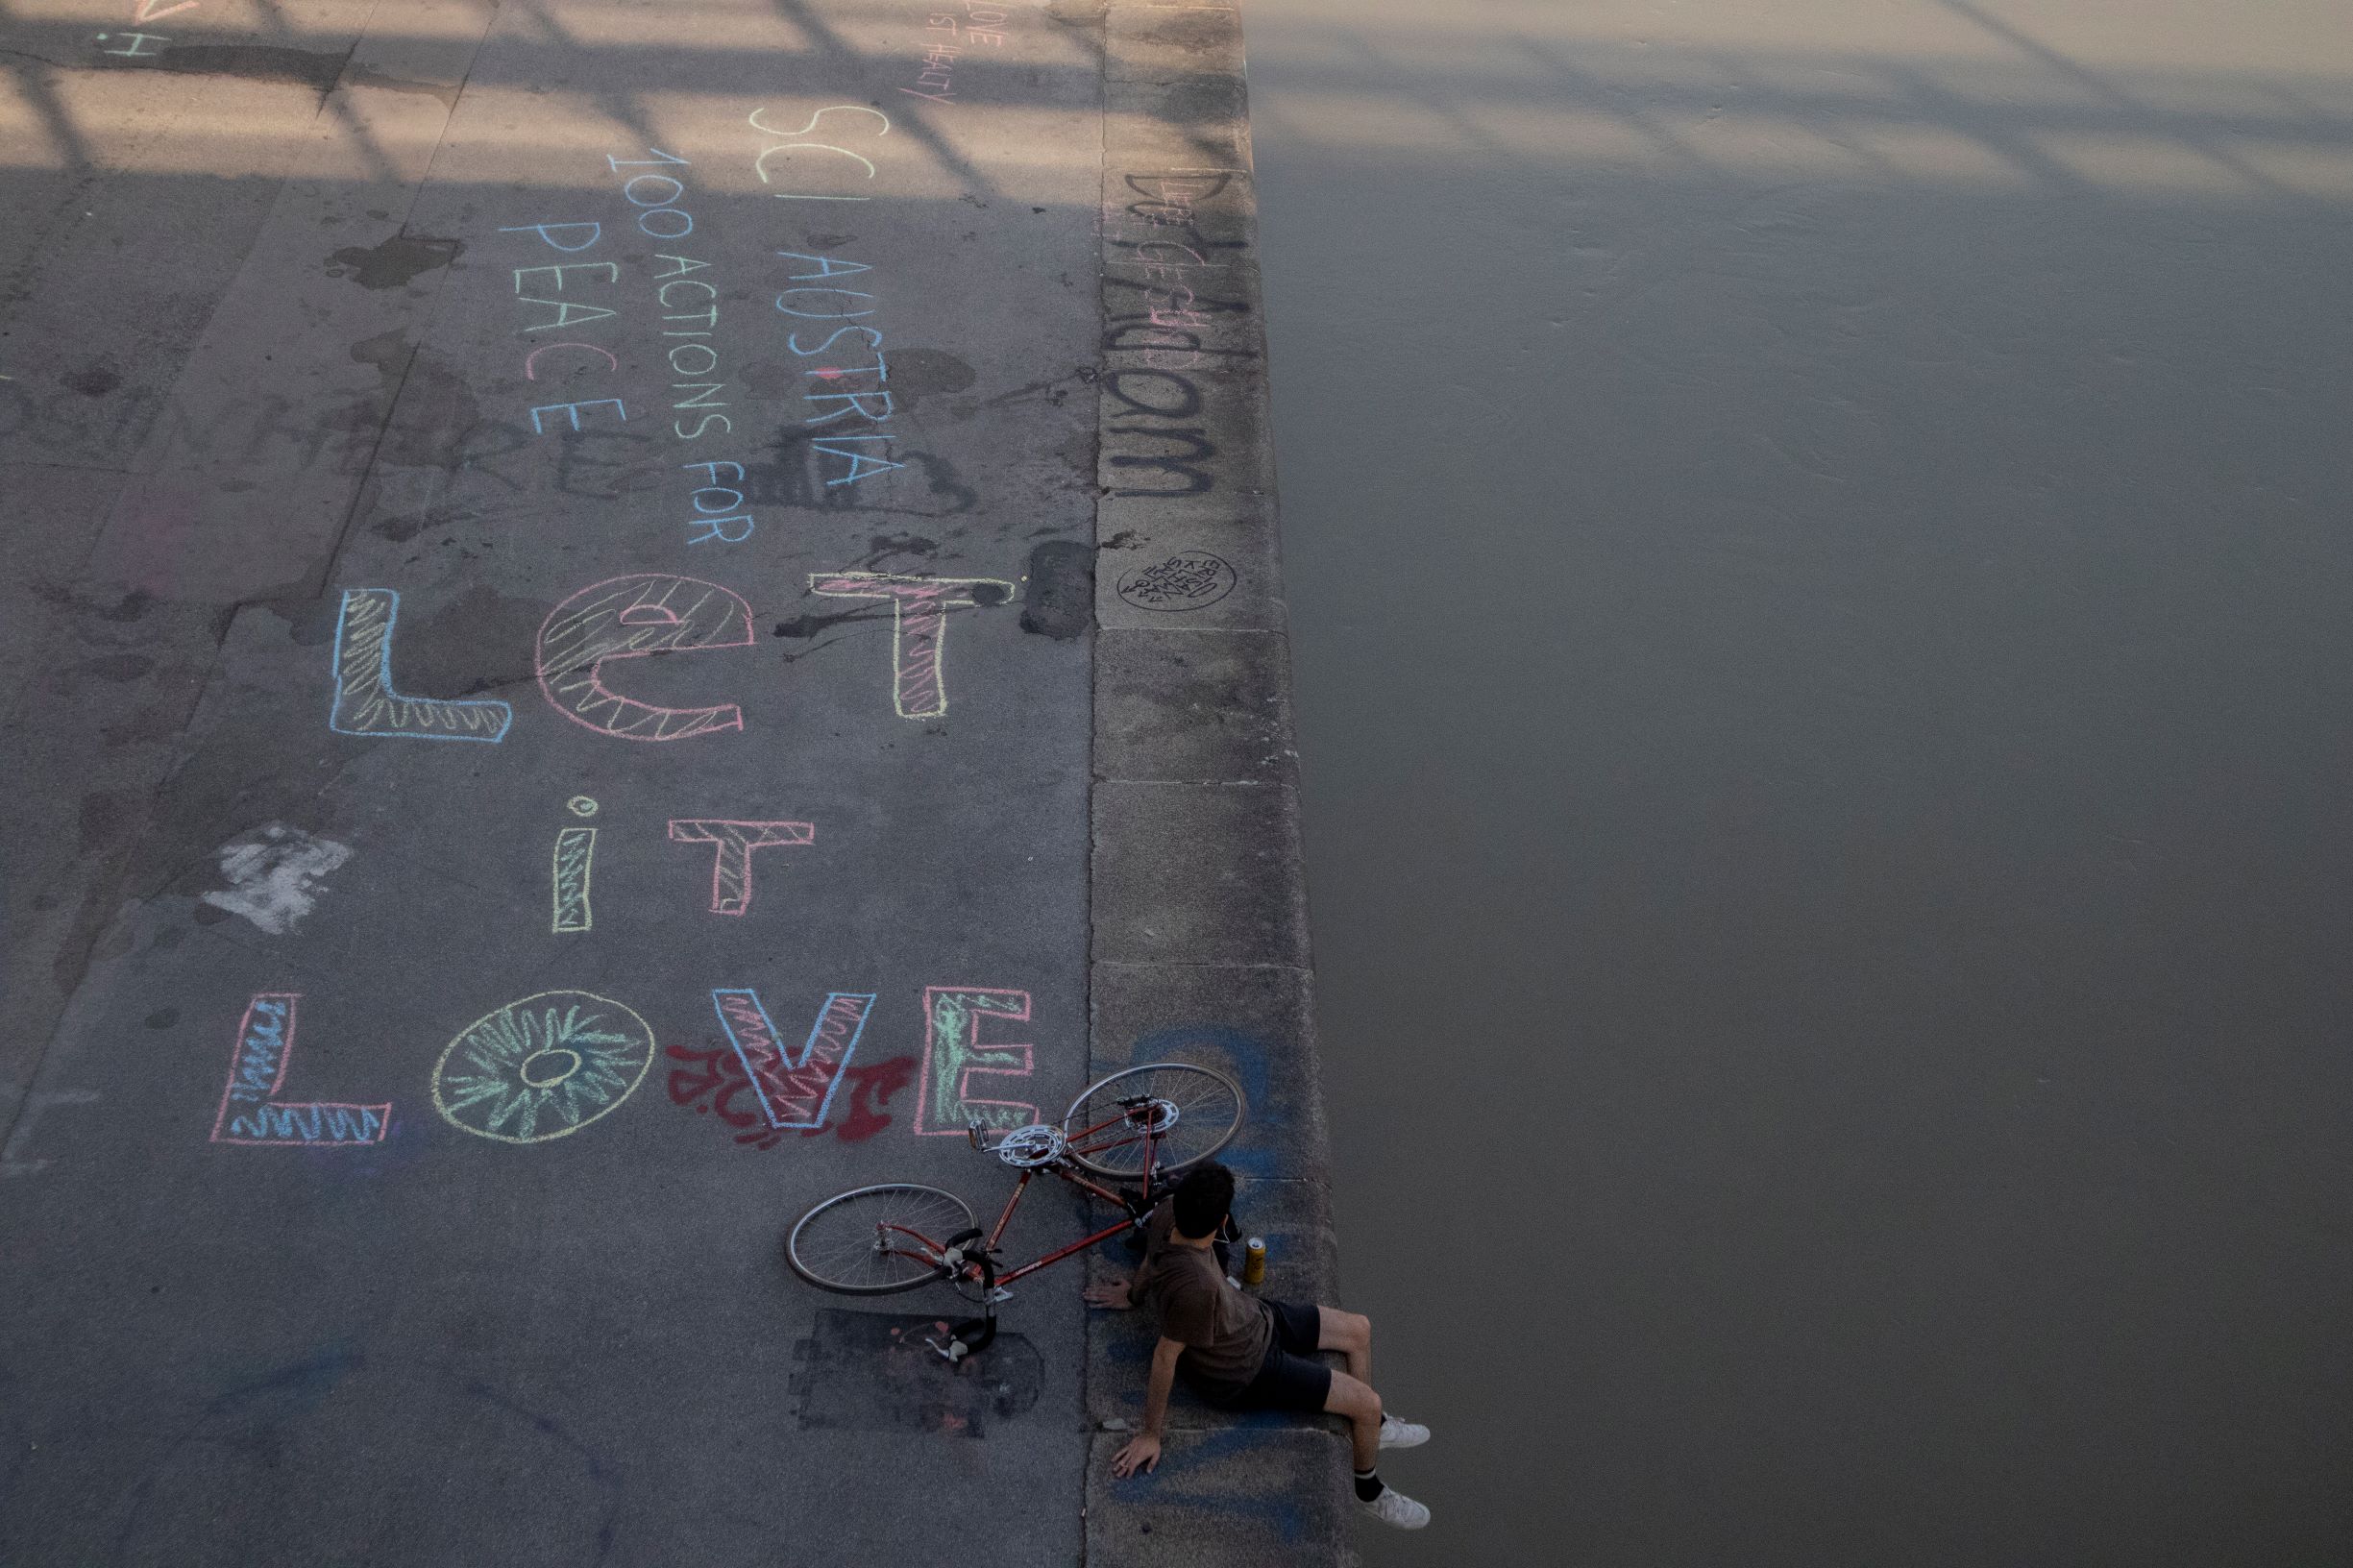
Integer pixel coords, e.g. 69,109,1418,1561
1171,1162,1235,1239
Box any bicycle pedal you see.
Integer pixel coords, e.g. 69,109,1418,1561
987,1286,1014,1304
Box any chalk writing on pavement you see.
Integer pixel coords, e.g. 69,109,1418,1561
209,994,390,1147
431,991,657,1144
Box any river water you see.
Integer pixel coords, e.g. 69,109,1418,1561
1245,1,2353,1560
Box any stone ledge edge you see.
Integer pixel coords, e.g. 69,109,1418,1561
1086,5,1355,1567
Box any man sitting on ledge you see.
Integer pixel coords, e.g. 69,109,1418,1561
1086,1162,1433,1530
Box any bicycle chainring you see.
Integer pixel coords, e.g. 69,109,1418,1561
993,1123,1068,1168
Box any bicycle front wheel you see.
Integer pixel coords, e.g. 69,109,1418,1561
1063,1063,1244,1180
787,1183,974,1294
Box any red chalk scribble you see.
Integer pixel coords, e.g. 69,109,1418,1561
809,1054,915,1143
668,1044,915,1149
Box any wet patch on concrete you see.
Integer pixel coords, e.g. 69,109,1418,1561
79,652,156,682
325,234,463,289
344,63,460,107
113,43,355,95
878,347,976,409
790,1310,1042,1437
408,583,543,695
78,790,136,853
332,331,483,469
1021,540,1093,639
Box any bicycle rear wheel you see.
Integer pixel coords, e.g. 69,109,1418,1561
1063,1063,1244,1180
787,1183,974,1294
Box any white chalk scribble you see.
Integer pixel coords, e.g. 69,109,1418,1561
201,823,354,936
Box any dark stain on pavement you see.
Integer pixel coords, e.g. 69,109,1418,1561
111,42,354,95
63,364,120,397
345,62,460,107
410,584,542,695
774,604,892,639
79,652,154,682
879,348,977,410
270,597,344,648
94,590,152,623
111,1350,624,1564
333,331,482,468
77,790,135,853
791,1310,1042,1437
853,532,940,568
326,233,463,289
1020,540,1092,640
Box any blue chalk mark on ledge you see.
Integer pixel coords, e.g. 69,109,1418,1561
329,588,514,743
1131,1023,1282,1179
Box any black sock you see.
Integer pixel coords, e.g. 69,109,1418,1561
1354,1468,1385,1503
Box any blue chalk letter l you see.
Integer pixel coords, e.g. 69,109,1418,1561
330,588,513,743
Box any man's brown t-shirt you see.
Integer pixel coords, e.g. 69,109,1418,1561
1130,1202,1273,1401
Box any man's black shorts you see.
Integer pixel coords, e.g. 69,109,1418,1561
1219,1299,1332,1413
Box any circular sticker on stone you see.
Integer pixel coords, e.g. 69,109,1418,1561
1115,551,1237,612
432,990,656,1144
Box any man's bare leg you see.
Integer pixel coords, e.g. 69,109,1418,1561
1315,1306,1371,1385
1323,1367,1384,1471
1327,1369,1432,1528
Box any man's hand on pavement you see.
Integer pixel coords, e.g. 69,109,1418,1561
1084,1276,1133,1310
1111,1432,1162,1477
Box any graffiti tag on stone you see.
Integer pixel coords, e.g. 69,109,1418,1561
1115,551,1235,612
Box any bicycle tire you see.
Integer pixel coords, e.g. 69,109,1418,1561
1062,1063,1245,1180
786,1183,975,1294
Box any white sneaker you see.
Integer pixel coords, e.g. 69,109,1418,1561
1379,1413,1430,1449
1359,1485,1431,1530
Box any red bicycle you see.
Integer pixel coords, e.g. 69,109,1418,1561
786,1063,1245,1358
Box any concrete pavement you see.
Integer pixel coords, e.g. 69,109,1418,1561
0,1,1346,1561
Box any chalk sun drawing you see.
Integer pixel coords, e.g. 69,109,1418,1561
200,824,353,936
431,991,656,1144
208,993,389,1146
329,589,514,742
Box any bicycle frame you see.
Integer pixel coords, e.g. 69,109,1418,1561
876,1099,1175,1292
